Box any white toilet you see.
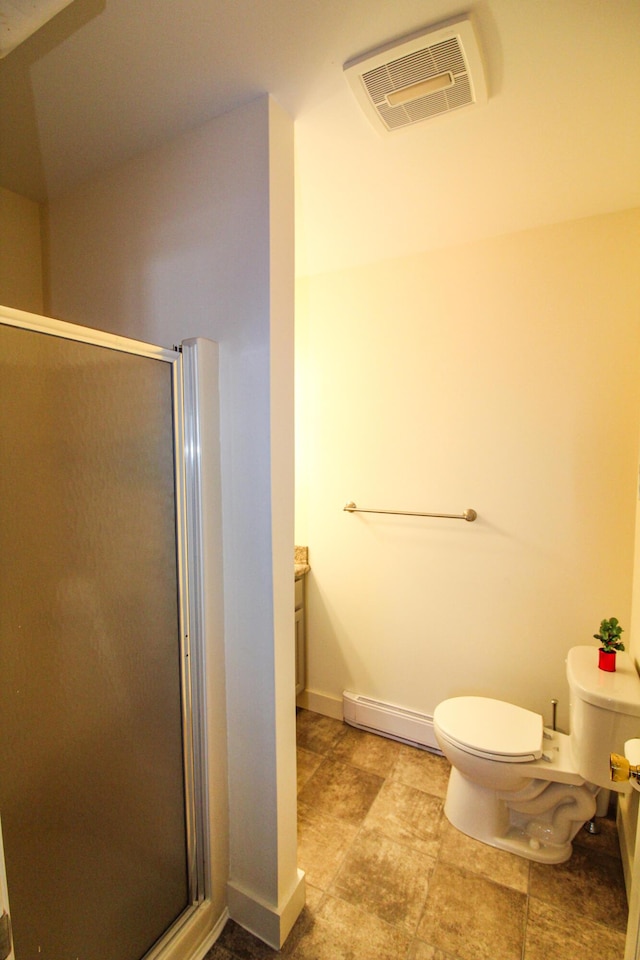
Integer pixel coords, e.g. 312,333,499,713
433,645,640,863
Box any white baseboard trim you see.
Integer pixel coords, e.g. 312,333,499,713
296,689,342,719
194,908,229,959
342,691,442,753
227,868,305,950
151,900,228,960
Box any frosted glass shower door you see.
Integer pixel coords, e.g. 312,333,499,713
0,317,195,960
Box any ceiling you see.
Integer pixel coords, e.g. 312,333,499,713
1,0,639,276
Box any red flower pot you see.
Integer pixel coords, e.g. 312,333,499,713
598,649,617,672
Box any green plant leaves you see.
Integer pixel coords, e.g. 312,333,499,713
593,617,625,652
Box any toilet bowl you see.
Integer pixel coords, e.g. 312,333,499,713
433,646,640,863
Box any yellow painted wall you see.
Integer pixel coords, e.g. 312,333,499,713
0,187,43,314
296,208,640,731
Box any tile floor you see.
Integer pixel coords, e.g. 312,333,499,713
206,708,628,960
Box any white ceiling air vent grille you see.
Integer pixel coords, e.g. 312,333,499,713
344,16,487,134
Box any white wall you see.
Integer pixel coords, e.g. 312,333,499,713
44,96,301,947
296,209,640,733
0,186,43,314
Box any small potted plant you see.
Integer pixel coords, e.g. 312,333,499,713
594,617,625,672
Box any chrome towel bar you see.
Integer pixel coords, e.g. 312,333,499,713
344,501,477,522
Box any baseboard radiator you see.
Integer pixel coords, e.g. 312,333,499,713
342,691,442,753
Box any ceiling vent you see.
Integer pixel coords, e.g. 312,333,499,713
344,16,487,134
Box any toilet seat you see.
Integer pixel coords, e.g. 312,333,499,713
434,696,543,763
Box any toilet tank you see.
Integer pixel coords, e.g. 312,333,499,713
567,645,640,791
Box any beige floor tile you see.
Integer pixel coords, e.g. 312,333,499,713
297,747,323,793
296,709,346,755
417,862,526,960
302,882,326,915
525,897,626,960
213,919,280,959
291,718,630,960
329,724,402,777
330,824,435,933
213,911,315,959
297,799,360,889
573,812,622,860
297,757,384,825
529,845,627,932
290,894,412,960
409,941,463,960
364,778,444,857
438,818,530,893
391,744,451,798
281,906,317,957
203,943,236,960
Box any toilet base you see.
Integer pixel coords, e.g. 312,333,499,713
444,767,597,864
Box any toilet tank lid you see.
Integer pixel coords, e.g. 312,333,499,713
567,646,640,717
434,696,543,760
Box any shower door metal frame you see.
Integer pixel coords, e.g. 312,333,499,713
0,306,209,960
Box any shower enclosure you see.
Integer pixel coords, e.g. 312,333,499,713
0,308,210,960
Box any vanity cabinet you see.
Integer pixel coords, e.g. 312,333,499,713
295,575,306,696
